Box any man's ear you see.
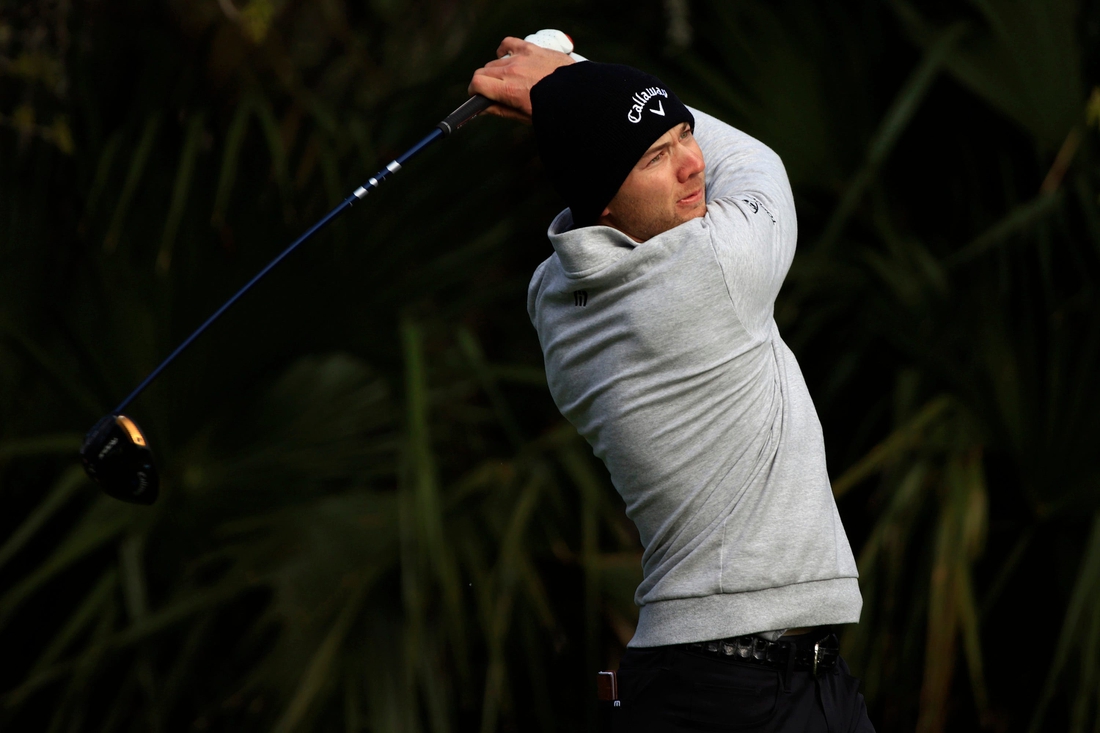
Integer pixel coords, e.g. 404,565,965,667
595,206,613,228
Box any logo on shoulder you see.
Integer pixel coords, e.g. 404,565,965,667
627,87,669,124
742,195,776,224
574,290,588,307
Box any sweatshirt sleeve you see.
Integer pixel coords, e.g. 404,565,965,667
691,108,797,339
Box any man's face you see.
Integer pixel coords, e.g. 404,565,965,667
597,122,706,242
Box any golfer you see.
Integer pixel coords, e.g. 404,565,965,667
470,37,875,732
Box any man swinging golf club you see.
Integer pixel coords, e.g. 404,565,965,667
469,38,875,732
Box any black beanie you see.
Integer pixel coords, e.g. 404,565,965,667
530,62,695,227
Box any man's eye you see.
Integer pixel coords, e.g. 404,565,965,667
680,127,692,139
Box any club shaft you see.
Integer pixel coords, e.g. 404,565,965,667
113,96,490,414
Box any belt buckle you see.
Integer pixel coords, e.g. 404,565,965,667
811,638,839,675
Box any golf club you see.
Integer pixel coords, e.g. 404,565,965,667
80,29,583,505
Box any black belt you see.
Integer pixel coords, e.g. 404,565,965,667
686,629,840,676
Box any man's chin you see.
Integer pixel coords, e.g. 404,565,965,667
678,204,706,224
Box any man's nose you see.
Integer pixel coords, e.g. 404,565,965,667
676,143,704,181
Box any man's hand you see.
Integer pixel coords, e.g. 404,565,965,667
468,37,576,123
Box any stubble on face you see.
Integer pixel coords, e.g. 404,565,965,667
598,123,706,243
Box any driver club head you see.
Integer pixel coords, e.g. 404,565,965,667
80,414,159,505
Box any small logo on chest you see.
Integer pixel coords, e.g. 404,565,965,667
574,290,588,307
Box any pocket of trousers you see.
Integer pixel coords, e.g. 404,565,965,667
618,666,665,706
821,661,875,733
679,653,780,730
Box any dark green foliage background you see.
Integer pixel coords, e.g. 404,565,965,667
1,0,1098,731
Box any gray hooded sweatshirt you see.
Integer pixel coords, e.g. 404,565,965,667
527,109,861,647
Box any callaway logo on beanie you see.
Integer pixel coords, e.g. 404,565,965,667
530,62,694,227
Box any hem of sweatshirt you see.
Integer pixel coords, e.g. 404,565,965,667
628,577,862,647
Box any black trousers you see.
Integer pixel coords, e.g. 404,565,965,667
607,634,876,732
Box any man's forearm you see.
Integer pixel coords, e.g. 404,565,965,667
690,107,795,222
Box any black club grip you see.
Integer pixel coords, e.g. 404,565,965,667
436,95,494,135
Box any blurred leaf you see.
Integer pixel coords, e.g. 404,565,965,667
253,95,295,221
156,112,207,274
211,97,255,227
0,464,86,573
457,327,524,449
11,103,34,135
557,441,610,730
3,576,255,709
29,569,117,677
0,320,103,417
240,0,278,44
479,472,542,733
42,591,118,731
186,353,398,495
49,117,74,154
104,113,162,253
7,51,64,90
1070,597,1100,733
1087,87,1100,129
1030,512,1100,732
80,131,123,231
944,191,1062,267
271,582,368,733
818,22,966,253
0,434,82,463
400,317,467,677
832,396,952,498
0,498,132,631
892,0,1084,148
917,449,987,733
